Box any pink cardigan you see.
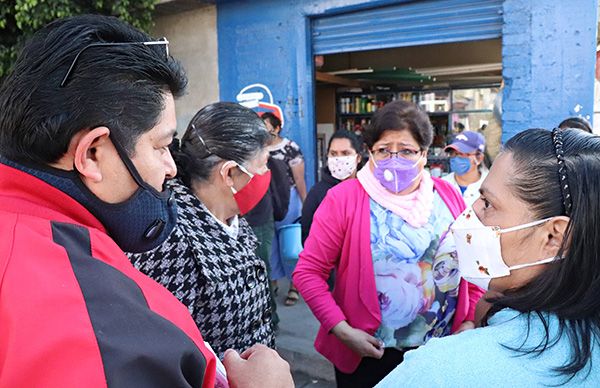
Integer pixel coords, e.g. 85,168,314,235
293,178,483,373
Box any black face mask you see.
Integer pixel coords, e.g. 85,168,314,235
0,137,178,253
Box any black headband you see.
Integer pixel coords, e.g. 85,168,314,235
551,127,573,216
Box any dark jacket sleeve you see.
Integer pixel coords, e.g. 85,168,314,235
301,182,328,244
269,158,291,222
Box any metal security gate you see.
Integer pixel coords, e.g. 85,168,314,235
312,0,503,54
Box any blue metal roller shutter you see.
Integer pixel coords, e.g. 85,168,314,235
312,0,503,55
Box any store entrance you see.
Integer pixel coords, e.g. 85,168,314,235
314,38,502,179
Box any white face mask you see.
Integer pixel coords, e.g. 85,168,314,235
450,206,559,290
327,155,357,180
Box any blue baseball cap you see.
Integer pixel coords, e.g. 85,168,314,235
445,131,486,154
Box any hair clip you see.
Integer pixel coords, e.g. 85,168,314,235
187,124,213,159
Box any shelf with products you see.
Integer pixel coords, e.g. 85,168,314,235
337,92,396,115
338,113,374,117
336,91,395,135
334,86,499,172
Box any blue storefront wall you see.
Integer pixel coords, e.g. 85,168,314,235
217,0,399,188
217,0,598,187
502,0,598,141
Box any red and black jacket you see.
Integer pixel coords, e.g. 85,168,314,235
0,163,216,387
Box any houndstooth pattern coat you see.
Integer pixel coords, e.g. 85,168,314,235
128,179,275,358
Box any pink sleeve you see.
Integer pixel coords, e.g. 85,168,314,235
465,280,485,322
293,190,347,333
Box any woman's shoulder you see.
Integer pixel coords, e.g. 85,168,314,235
375,311,522,386
312,179,366,217
168,179,198,207
283,137,300,149
283,138,303,158
377,309,600,387
326,178,364,198
431,176,465,218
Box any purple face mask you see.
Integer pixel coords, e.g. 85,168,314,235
372,155,422,193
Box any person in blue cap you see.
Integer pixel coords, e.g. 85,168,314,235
443,131,487,205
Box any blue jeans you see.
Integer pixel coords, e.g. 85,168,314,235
270,187,302,280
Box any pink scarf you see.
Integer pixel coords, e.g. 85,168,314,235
357,163,434,228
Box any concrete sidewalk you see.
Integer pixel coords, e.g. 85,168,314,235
274,278,335,387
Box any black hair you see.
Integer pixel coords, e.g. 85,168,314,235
484,128,600,381
364,100,433,150
172,102,270,187
327,130,362,154
261,112,282,130
0,14,187,164
558,116,593,133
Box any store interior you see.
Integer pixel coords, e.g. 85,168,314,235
314,38,502,177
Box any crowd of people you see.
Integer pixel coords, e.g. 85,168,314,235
1,13,600,388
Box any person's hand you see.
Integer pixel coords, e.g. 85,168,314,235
454,320,475,334
223,344,294,388
331,321,384,359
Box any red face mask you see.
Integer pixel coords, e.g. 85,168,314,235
231,164,271,216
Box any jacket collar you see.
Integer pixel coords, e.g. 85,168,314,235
0,162,106,232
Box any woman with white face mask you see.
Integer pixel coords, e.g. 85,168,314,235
300,130,362,244
377,128,600,387
294,101,484,388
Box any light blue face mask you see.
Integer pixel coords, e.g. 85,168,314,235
450,156,472,176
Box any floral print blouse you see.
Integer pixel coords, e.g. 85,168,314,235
268,137,303,187
370,192,459,349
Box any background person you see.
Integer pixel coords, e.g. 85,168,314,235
301,130,362,244
443,131,488,206
294,101,483,388
0,15,291,388
244,144,291,331
558,116,593,133
129,102,275,359
377,128,600,387
262,111,306,306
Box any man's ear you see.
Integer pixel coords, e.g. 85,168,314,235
73,126,111,183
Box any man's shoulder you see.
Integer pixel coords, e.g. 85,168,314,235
1,209,58,257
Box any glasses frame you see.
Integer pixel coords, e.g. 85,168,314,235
371,147,423,161
60,38,169,87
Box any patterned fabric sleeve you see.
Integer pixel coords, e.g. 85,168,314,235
286,140,304,167
128,222,199,319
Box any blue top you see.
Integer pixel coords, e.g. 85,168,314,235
376,308,600,387
370,192,459,349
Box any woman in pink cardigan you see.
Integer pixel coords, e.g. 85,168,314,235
293,101,483,388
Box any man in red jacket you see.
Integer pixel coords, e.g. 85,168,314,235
0,15,292,388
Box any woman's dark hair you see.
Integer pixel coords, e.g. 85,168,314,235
364,100,433,150
484,128,600,381
0,14,187,164
558,116,593,133
327,130,362,154
172,102,270,187
261,112,282,130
